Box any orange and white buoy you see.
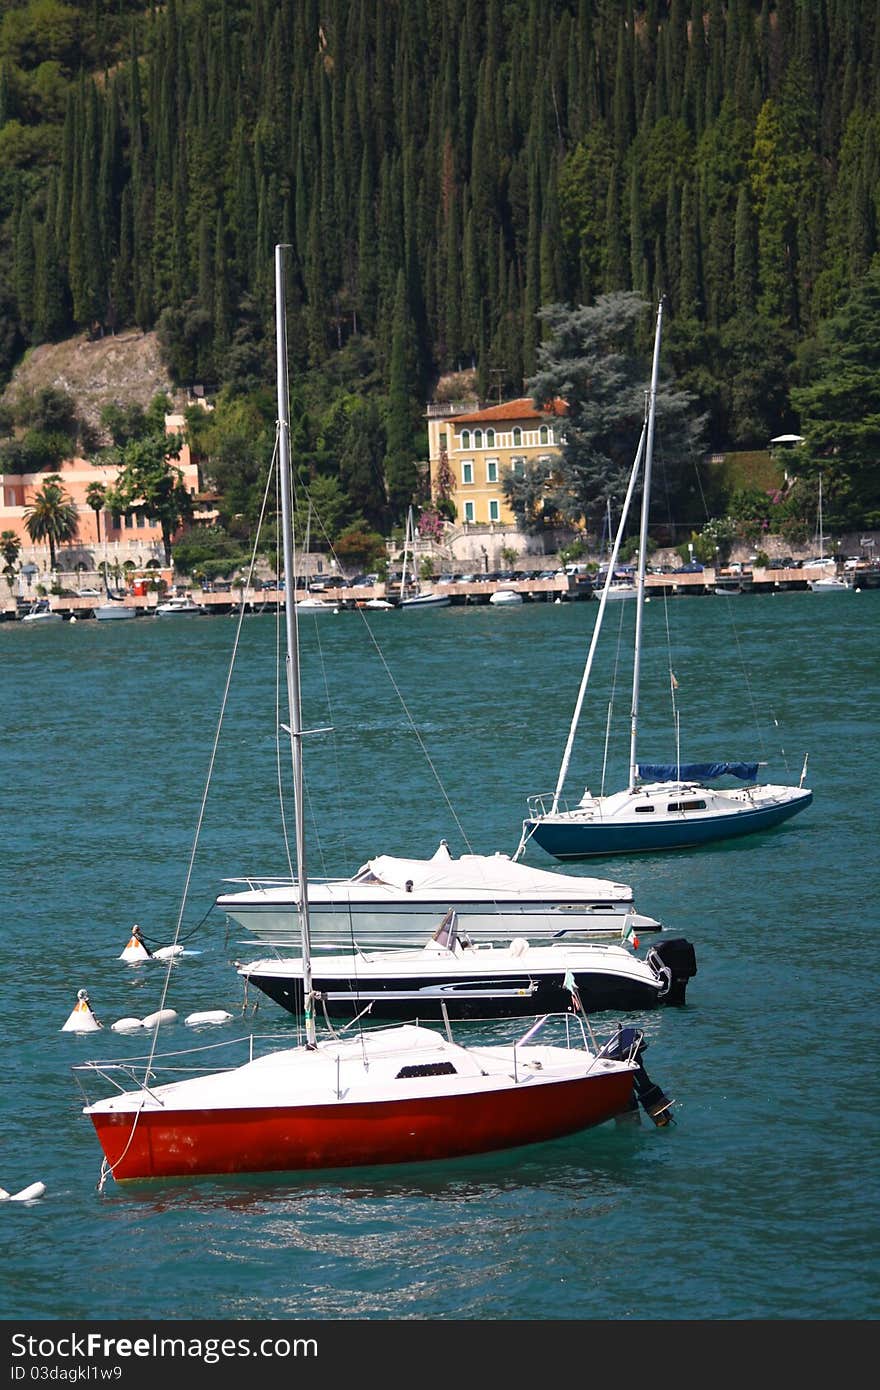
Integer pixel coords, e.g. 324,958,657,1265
62,989,102,1033
120,925,151,963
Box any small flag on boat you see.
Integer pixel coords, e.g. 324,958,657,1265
562,970,584,1012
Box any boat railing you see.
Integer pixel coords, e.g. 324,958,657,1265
220,875,340,891
70,1032,284,1103
527,792,576,818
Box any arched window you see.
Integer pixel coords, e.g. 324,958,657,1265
460,429,470,449
539,425,549,445
486,429,495,447
474,429,483,449
512,427,522,446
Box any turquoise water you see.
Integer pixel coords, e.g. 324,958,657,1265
1,591,878,1321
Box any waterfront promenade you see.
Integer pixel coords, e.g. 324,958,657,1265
3,560,878,620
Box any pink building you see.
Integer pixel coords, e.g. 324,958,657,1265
0,414,216,579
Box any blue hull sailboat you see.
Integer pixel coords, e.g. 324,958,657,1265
518,299,812,862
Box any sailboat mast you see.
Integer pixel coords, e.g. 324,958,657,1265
549,424,646,814
628,298,664,793
400,506,412,596
274,244,316,1047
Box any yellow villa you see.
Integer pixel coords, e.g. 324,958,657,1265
426,396,567,528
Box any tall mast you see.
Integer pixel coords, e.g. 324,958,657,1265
628,298,664,793
274,244,316,1048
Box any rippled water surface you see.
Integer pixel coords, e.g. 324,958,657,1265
1,590,877,1321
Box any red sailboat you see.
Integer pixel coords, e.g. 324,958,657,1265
76,247,661,1184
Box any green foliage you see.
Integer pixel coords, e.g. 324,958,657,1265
0,0,878,533
527,294,706,532
22,469,78,564
790,266,880,528
111,430,191,564
169,529,249,579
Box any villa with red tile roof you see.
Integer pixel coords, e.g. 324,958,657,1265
426,396,567,531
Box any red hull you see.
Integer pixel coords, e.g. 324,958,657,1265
90,1070,634,1180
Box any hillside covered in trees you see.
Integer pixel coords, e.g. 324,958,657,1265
1,0,879,544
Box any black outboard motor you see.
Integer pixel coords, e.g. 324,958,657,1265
646,937,697,1006
599,1024,676,1127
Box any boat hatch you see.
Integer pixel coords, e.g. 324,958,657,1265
396,1062,458,1078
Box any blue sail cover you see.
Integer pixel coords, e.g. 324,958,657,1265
636,761,760,782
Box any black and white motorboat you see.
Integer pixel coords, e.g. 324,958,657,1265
237,909,696,1022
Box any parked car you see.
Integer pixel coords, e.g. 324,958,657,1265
676,562,704,573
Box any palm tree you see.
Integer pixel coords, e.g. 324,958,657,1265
85,482,107,544
23,474,79,569
1,529,20,595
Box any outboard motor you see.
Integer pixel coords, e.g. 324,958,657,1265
599,1024,675,1127
646,937,697,1006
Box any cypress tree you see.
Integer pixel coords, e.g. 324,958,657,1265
628,156,647,297
603,167,628,292
14,198,36,342
733,184,757,313
357,143,378,329
678,180,700,319
111,184,134,331
384,269,420,519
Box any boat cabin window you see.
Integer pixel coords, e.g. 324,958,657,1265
396,1062,457,1078
635,804,655,813
667,799,707,812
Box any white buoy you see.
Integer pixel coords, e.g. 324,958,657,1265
141,1008,178,1029
152,944,185,961
111,1017,144,1033
184,1010,233,1027
0,1182,45,1202
120,925,151,963
61,989,102,1033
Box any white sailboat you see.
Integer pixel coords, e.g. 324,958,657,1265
74,246,653,1184
397,507,450,609
808,477,849,592
296,502,340,612
518,299,812,860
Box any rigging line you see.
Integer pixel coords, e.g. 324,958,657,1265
304,484,477,856
551,421,647,812
602,595,629,797
271,442,296,886
662,420,772,764
140,434,281,1086
290,477,347,881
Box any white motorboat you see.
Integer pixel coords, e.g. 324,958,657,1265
215,838,662,948
602,580,638,600
808,574,849,592
296,594,340,613
74,245,666,1186
20,600,62,624
154,595,206,617
489,588,524,606
93,601,137,620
